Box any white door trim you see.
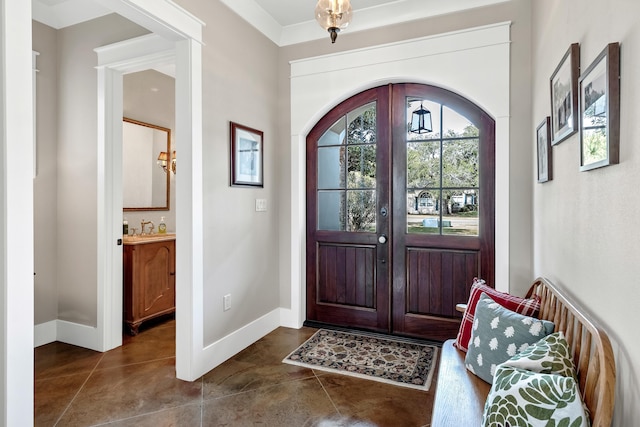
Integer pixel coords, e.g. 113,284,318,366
2,0,35,423
287,22,512,328
95,33,176,353
95,0,205,381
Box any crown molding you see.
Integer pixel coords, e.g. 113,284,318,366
32,0,111,29
223,0,511,46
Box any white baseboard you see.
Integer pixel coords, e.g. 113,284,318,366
279,308,304,329
34,319,101,351
34,320,57,347
56,320,101,351
36,308,303,375
196,308,282,377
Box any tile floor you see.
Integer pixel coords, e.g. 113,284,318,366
35,318,437,426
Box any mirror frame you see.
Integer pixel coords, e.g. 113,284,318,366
123,117,171,211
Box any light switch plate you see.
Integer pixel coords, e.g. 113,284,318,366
255,198,267,212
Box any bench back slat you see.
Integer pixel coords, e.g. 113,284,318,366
526,277,615,427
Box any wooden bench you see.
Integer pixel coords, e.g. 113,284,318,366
432,277,616,427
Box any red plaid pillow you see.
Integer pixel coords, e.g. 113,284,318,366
454,278,541,352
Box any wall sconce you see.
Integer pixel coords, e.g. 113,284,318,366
315,0,352,44
157,150,176,174
410,102,433,134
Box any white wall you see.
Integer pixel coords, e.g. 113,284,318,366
175,0,281,346
531,1,640,425
33,21,59,326
55,14,148,326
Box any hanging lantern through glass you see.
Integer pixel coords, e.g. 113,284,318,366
410,102,432,134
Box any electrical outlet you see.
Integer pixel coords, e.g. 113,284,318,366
223,294,231,311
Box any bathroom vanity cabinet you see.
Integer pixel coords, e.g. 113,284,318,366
123,235,175,335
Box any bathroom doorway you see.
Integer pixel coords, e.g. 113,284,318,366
96,17,205,380
121,67,176,338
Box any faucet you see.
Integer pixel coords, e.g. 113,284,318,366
140,219,154,235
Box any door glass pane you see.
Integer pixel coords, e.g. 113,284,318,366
442,139,479,188
347,102,376,144
318,146,345,189
443,106,477,137
318,190,345,231
443,189,479,236
407,141,440,188
347,145,376,189
317,102,377,233
405,97,481,236
407,190,440,234
319,117,346,146
347,190,376,232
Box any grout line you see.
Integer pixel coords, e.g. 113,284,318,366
89,402,202,426
314,370,341,416
53,352,107,426
92,355,176,372
200,376,204,427
200,372,319,404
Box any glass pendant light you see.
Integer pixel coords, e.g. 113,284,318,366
315,0,353,44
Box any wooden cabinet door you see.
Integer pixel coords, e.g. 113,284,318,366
124,240,175,334
136,240,175,318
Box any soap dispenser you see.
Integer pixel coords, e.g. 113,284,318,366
123,217,129,235
158,216,167,234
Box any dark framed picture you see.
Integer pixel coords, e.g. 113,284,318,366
550,43,580,145
536,117,552,183
579,42,620,172
230,121,264,187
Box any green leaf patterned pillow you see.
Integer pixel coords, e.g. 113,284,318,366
482,365,590,427
465,293,555,383
501,332,578,381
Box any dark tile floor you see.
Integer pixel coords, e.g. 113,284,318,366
35,318,436,426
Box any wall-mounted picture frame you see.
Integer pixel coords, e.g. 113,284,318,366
550,43,580,145
536,117,552,183
579,42,620,172
230,121,264,187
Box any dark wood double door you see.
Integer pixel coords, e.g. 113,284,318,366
306,84,495,341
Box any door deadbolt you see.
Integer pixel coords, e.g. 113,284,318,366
378,235,387,244
380,207,388,217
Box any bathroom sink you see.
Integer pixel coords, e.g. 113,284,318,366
123,233,176,244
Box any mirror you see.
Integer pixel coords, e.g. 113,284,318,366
123,117,171,211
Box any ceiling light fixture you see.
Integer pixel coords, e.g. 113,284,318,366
315,0,353,44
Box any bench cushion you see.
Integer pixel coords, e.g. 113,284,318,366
501,332,577,380
464,293,555,383
455,279,541,352
482,365,589,426
432,340,491,427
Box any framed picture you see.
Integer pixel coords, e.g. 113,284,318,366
579,42,620,172
230,121,264,187
550,43,579,145
536,117,552,183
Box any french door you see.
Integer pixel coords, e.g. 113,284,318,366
306,83,495,341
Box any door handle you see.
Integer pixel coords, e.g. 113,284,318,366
378,235,387,244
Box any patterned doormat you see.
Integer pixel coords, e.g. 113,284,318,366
282,329,439,391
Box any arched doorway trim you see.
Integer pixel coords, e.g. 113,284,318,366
285,22,511,329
